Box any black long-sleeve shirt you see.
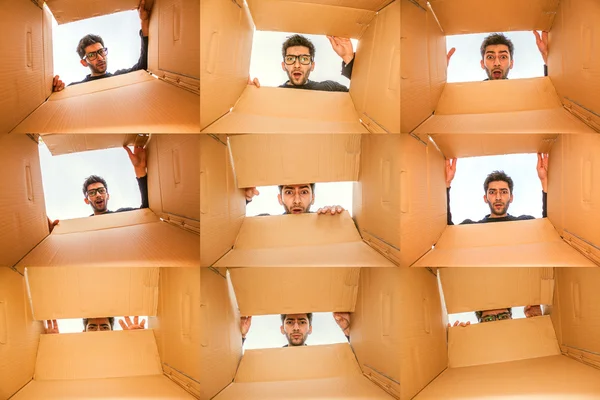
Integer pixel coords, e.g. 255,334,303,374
69,30,149,87
446,187,547,225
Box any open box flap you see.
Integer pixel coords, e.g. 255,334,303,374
44,0,154,25
41,134,143,156
228,267,360,315
428,133,557,158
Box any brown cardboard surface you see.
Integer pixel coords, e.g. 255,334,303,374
0,135,48,268
49,208,159,235
35,330,162,380
352,268,447,400
25,267,159,321
228,268,360,315
228,134,361,188
448,316,561,368
413,218,598,268
0,269,41,400
200,136,246,267
41,134,140,156
45,0,145,24
246,0,376,38
199,268,241,400
11,71,200,133
213,212,396,268
439,268,555,314
200,0,253,131
428,0,558,35
415,355,600,399
11,375,195,399
42,4,54,101
429,133,557,158
202,87,369,133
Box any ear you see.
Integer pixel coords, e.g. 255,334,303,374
106,193,110,201
483,194,489,204
280,325,285,335
80,59,88,67
310,194,315,205
509,59,514,69
281,62,286,72
310,62,315,72
277,193,283,206
480,59,485,70
509,194,514,203
84,197,90,205
308,325,313,335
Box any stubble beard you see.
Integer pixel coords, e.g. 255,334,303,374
488,201,509,217
287,69,310,86
286,332,307,346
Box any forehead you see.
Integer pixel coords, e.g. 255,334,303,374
285,46,310,56
87,317,110,325
285,313,308,321
87,182,106,190
282,184,311,192
481,309,509,316
84,42,104,53
487,180,509,190
484,44,510,54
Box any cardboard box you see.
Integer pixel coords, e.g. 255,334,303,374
0,266,201,399
403,0,600,135
401,133,600,268
0,134,200,269
0,0,199,133
200,0,400,133
200,134,402,268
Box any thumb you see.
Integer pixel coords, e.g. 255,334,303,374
123,145,134,157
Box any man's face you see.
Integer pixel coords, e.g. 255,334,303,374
84,182,110,214
281,46,315,86
483,181,513,217
280,314,312,346
480,309,512,323
278,184,315,214
480,44,513,80
84,317,112,332
80,43,108,75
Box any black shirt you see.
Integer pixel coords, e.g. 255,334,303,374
90,175,149,216
69,30,149,87
446,187,547,225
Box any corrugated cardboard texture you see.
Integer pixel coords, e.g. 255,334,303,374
152,268,201,397
0,1,46,134
555,268,600,356
17,218,200,270
0,269,41,400
0,134,48,268
429,133,557,158
228,268,360,315
428,0,558,35
199,269,241,400
11,375,195,399
200,0,253,131
550,0,600,132
413,218,597,268
246,0,376,38
414,355,600,399
440,268,555,314
45,0,145,24
11,71,200,133
50,208,159,235
199,136,246,267
547,134,565,236
35,330,162,380
228,134,361,188
352,267,447,400
202,87,369,133
399,134,446,268
354,135,402,264
214,212,396,268
448,316,561,368
25,267,159,320
41,134,139,156
42,4,54,101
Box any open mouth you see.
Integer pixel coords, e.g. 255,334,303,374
494,203,503,208
292,71,302,80
95,200,105,208
492,70,503,79
291,207,303,214
97,62,106,69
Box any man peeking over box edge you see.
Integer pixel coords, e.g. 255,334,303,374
44,316,146,334
245,184,344,216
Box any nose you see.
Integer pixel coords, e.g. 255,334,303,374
293,58,301,67
97,53,105,61
293,322,300,330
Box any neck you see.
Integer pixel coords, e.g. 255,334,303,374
488,213,508,219
90,71,106,77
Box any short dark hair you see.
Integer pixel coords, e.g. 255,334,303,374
278,183,315,194
480,33,514,60
77,34,105,59
280,313,313,326
282,34,316,61
82,175,108,196
475,308,512,322
484,171,514,194
82,317,115,330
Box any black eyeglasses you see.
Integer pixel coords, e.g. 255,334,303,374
481,312,511,323
87,187,107,197
284,54,312,65
84,47,108,61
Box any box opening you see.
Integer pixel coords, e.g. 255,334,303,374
245,182,354,217
47,316,150,333
242,312,349,350
249,31,358,89
446,30,546,83
448,305,548,325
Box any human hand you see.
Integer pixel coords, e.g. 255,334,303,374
537,153,549,192
447,321,470,328
52,75,65,92
524,305,543,318
532,31,549,64
248,77,261,88
317,205,344,215
47,217,59,234
445,158,457,188
244,187,259,202
123,145,147,178
333,312,350,336
44,319,60,334
119,316,146,330
241,316,252,338
447,47,456,67
138,0,151,36
326,36,354,65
